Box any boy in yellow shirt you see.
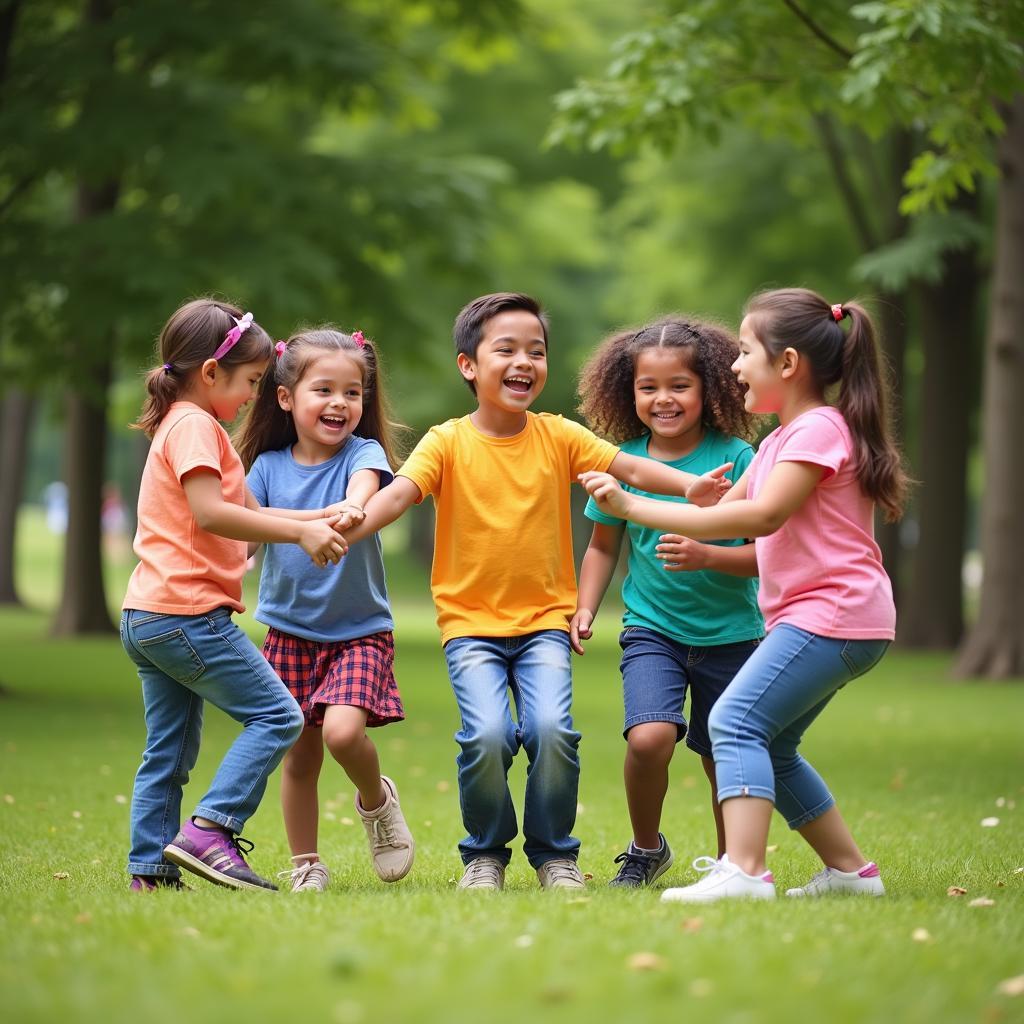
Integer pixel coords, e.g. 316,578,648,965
340,293,729,889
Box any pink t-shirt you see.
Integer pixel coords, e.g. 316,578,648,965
123,402,247,615
748,406,895,639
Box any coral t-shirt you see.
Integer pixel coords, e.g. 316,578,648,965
748,406,895,639
398,413,618,644
123,402,247,615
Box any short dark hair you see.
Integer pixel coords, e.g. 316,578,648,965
453,292,549,394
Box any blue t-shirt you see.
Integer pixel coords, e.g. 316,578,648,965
247,437,394,643
584,431,764,646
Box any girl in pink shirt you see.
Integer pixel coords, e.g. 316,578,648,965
581,287,907,903
122,298,346,894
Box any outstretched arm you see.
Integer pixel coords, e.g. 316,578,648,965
570,522,624,655
608,450,732,506
580,460,824,541
340,475,422,545
656,536,758,577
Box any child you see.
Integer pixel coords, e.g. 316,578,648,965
235,328,414,892
122,299,347,892
572,317,764,888
337,293,733,890
581,288,906,903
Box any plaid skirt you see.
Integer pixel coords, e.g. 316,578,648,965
262,627,404,729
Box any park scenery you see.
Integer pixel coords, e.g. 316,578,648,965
1,3,1023,1023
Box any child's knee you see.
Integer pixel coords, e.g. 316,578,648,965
625,722,676,763
322,718,364,758
521,712,579,758
460,719,517,766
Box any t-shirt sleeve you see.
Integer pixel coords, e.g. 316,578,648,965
163,413,224,483
775,414,848,478
584,494,624,527
731,443,755,481
350,439,395,488
396,426,445,502
562,418,619,480
246,455,269,507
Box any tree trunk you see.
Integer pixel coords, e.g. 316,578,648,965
954,94,1024,679
0,389,36,605
899,198,981,648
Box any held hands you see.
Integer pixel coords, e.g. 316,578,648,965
323,502,366,533
578,471,632,518
655,534,709,572
685,462,733,507
299,515,348,567
569,609,594,655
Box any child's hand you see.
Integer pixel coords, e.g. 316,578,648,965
569,609,594,655
685,462,733,507
299,516,348,567
655,534,709,572
323,502,365,526
578,471,632,518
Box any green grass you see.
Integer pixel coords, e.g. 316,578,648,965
2,512,1023,1023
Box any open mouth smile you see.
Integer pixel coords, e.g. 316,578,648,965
503,376,532,394
320,415,347,430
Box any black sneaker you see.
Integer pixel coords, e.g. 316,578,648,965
608,835,674,888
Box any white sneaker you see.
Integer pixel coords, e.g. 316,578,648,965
279,855,331,893
660,854,776,904
786,862,885,897
355,775,415,882
457,856,506,890
536,858,586,890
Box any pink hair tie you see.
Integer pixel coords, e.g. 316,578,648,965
831,304,845,322
212,311,254,360
351,330,366,349
274,340,287,358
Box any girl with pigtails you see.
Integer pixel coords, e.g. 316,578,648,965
580,288,907,904
235,327,415,892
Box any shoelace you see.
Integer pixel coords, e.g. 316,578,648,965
370,812,397,848
801,868,832,893
543,859,583,884
223,834,255,867
278,860,329,889
691,855,723,877
463,859,503,886
612,850,659,884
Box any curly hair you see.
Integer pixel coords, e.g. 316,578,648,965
577,316,754,444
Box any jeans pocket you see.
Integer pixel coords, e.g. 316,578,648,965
137,629,207,684
840,639,888,680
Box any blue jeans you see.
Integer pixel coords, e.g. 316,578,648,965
121,607,304,877
709,623,888,828
443,630,581,868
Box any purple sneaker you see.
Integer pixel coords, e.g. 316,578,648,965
163,820,278,892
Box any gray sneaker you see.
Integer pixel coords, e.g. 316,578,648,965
279,856,331,893
536,858,586,890
457,856,506,890
355,775,415,882
608,835,674,889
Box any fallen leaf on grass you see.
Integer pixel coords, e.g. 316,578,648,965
74,913,91,924
1014,867,1024,875
423,820,433,828
3,794,13,805
981,817,1000,828
435,780,450,793
339,817,354,826
114,795,127,805
513,934,533,949
53,872,69,881
627,952,666,972
766,845,778,853
583,872,593,881
969,897,995,907
71,810,82,819
911,928,931,943
997,880,1006,887
947,886,968,897
997,976,1024,997
181,926,200,939
681,917,703,933
690,979,713,997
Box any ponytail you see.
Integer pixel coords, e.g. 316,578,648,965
135,364,184,439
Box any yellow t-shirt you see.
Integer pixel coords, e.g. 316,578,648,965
123,402,248,616
398,412,618,644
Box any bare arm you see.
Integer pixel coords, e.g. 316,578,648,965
183,469,347,565
656,536,758,577
569,522,624,655
341,475,423,545
580,460,824,540
608,450,733,506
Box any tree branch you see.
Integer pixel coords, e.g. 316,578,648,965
813,111,879,251
0,0,24,96
781,0,854,62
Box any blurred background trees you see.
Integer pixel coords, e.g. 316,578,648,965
1,0,1021,674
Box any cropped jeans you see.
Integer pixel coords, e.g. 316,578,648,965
709,623,889,829
121,607,304,877
443,630,581,868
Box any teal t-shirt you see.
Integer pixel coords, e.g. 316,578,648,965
584,431,764,646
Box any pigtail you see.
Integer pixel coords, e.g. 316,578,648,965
836,302,908,522
234,366,296,471
352,338,406,470
134,364,183,439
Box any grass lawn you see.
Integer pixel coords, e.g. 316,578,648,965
1,510,1023,1023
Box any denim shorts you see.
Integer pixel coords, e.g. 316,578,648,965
619,626,761,757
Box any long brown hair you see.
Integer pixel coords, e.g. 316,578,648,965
744,287,907,521
133,298,272,438
234,327,404,471
578,316,754,444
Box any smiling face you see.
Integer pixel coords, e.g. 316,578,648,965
734,316,786,415
208,359,268,423
457,309,548,417
278,350,364,463
633,346,705,457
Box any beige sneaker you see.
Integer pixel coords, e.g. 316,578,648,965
354,775,415,882
536,858,586,890
457,856,506,890
279,855,330,893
